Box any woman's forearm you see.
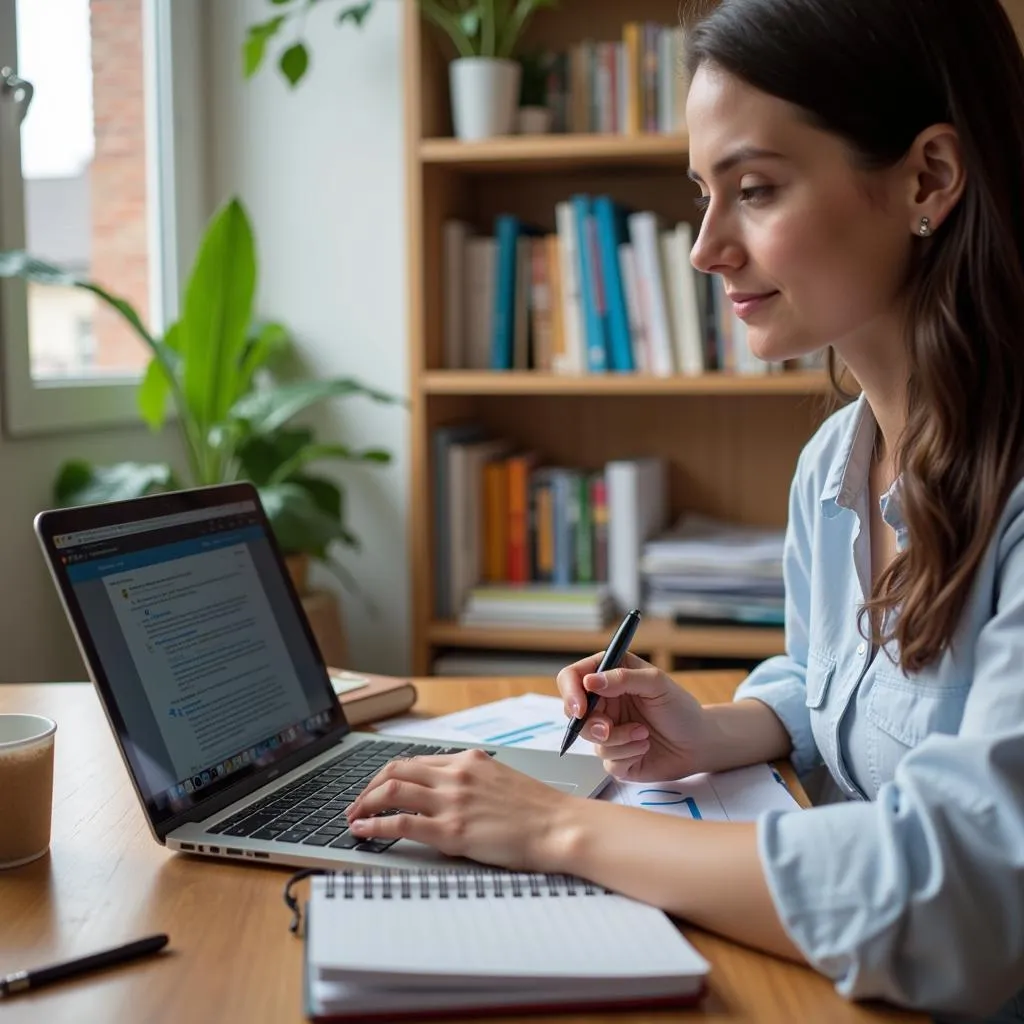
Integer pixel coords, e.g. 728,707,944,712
699,698,794,773
543,798,805,963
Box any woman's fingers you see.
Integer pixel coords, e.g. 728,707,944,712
596,738,650,763
348,756,446,819
348,810,445,847
580,716,648,747
558,651,651,718
347,777,439,820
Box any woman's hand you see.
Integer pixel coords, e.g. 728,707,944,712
344,750,574,870
557,652,710,782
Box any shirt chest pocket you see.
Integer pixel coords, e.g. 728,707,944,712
863,666,970,787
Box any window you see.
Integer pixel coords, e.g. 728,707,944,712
0,0,201,435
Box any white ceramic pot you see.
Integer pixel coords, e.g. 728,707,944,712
517,105,552,135
449,57,521,141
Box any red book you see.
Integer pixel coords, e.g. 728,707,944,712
505,453,536,582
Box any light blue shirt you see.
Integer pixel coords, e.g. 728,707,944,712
735,395,1024,1020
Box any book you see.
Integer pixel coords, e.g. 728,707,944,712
328,671,417,727
304,869,709,1021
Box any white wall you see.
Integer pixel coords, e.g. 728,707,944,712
0,427,176,681
205,0,410,674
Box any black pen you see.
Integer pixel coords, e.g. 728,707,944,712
559,608,642,756
0,934,169,998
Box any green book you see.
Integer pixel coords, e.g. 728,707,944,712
575,473,594,584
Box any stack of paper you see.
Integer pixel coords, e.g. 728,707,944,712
641,514,785,626
459,583,614,630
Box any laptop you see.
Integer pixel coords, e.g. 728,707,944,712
34,483,609,870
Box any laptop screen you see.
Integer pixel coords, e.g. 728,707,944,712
42,487,345,831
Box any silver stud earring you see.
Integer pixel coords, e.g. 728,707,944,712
918,216,932,237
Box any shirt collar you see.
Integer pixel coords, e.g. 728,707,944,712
820,395,876,519
819,395,907,537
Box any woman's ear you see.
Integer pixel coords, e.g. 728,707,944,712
905,124,966,236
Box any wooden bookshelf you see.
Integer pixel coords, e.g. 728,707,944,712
403,0,830,675
427,619,785,673
422,370,831,397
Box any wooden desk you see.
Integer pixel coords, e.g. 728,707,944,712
0,675,923,1024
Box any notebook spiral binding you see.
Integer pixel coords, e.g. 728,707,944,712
325,869,608,900
284,867,612,934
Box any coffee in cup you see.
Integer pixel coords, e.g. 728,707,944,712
0,714,57,869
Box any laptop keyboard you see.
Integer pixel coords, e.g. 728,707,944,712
205,740,493,854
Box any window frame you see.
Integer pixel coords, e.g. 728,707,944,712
0,0,203,437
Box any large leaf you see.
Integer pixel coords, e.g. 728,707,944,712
235,427,314,486
137,322,182,431
178,198,256,479
0,251,159,353
268,442,391,485
228,378,403,436
258,481,354,556
54,461,176,508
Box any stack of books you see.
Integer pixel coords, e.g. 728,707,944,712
433,425,667,627
443,198,779,378
641,516,786,627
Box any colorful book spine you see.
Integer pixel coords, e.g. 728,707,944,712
594,196,634,372
572,194,608,372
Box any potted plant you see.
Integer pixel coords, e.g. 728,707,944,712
244,0,558,141
0,197,401,657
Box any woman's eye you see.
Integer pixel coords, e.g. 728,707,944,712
739,184,775,204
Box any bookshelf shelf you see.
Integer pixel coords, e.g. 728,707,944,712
428,620,786,663
422,370,831,397
419,132,691,172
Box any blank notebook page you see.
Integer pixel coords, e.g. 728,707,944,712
308,871,709,992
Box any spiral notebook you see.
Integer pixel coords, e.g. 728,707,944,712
304,869,709,1021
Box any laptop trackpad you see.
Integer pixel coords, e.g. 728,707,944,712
544,781,578,793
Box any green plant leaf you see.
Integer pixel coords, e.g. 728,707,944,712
267,442,391,485
337,1,374,27
238,319,291,392
497,0,558,57
137,321,181,431
259,480,354,555
228,378,403,436
53,461,176,508
280,42,310,87
235,427,315,486
270,0,297,5
243,15,287,77
291,472,343,522
178,198,257,482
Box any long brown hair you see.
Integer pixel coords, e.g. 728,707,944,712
686,0,1024,673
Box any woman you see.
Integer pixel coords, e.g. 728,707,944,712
347,0,1024,1016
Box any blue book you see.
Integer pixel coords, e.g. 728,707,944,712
571,194,609,372
491,215,521,370
594,196,635,373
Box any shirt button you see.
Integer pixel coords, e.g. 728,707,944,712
856,642,866,656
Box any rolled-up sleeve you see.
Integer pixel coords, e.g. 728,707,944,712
734,449,822,775
759,517,1024,1016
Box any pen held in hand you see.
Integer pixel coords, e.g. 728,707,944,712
559,609,642,757
0,933,170,999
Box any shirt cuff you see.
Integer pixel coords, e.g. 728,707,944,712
734,669,820,776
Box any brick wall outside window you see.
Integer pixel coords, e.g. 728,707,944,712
89,0,149,372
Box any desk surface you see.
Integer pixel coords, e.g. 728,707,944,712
0,674,923,1024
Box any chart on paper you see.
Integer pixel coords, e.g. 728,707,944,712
379,693,800,821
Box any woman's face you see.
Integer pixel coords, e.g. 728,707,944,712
687,65,914,365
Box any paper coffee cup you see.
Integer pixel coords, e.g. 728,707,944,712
0,714,57,869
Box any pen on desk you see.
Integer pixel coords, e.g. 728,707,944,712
0,934,169,998
560,608,642,757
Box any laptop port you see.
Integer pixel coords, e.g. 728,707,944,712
180,842,195,851
254,851,270,859
225,848,243,856
208,845,220,854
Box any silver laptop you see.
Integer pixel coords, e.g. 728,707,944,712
34,483,608,871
